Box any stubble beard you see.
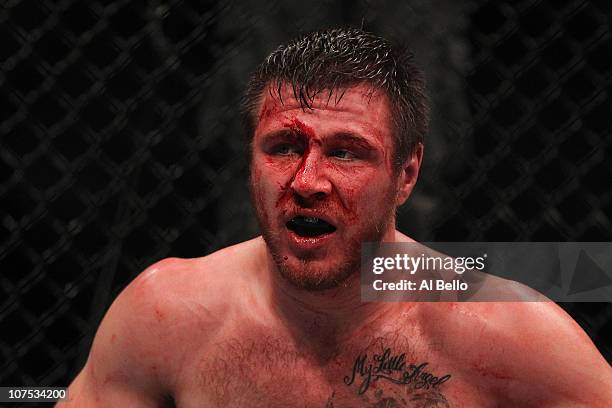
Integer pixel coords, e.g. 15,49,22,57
254,195,397,291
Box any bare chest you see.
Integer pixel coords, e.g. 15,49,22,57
172,333,498,408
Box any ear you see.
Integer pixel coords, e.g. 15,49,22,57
396,143,424,206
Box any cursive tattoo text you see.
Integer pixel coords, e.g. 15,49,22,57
344,348,451,394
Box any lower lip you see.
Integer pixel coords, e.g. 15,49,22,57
286,228,336,252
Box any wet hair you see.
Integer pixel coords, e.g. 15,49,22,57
241,27,429,169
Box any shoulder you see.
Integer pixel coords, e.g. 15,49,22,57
122,236,266,314
419,301,612,406
111,235,267,328
85,237,267,389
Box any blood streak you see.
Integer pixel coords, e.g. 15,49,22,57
274,117,316,207
274,117,356,220
258,103,278,122
284,117,315,139
154,307,165,322
471,361,513,380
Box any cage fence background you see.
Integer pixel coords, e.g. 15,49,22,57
1,0,611,394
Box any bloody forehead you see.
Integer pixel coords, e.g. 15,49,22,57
252,82,396,161
283,117,315,139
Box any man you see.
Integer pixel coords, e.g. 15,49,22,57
59,28,611,407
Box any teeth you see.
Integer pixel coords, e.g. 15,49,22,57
287,216,336,237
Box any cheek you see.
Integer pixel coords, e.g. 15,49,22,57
326,161,373,185
262,157,299,174
335,169,395,206
252,153,296,181
249,167,265,211
251,161,294,205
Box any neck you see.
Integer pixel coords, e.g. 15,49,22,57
264,229,402,356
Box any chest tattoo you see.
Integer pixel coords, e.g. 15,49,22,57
332,347,452,407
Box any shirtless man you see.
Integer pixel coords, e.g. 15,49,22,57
59,28,612,407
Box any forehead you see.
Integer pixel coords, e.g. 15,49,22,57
254,82,393,144
258,82,390,112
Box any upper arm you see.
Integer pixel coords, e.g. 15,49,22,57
477,302,612,407
56,362,159,408
57,259,186,407
429,302,612,407
529,303,612,407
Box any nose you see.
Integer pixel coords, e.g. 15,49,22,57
289,150,332,200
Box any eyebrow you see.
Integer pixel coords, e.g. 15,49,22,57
260,129,302,142
259,129,380,151
329,132,379,151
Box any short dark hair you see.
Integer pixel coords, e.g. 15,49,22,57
241,27,429,169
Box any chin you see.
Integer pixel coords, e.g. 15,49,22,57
274,254,358,291
256,204,394,291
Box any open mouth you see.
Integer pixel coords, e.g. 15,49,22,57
286,216,337,237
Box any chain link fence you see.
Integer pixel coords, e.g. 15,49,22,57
1,0,610,400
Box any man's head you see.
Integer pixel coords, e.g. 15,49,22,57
242,27,429,169
244,28,428,290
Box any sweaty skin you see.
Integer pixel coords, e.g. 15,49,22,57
58,85,612,408
250,84,408,290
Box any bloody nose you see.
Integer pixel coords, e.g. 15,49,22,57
289,150,331,200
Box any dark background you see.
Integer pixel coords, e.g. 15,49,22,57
1,0,611,400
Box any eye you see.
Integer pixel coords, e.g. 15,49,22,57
329,149,355,160
272,144,302,156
